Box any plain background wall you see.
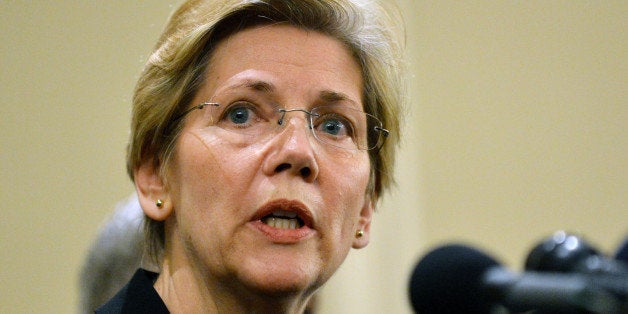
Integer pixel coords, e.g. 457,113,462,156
1,1,625,313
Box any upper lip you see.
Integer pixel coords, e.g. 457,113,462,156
251,199,314,229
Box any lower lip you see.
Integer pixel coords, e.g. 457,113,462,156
248,220,315,244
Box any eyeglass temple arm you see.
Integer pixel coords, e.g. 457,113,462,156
375,126,389,138
172,102,219,122
369,126,389,153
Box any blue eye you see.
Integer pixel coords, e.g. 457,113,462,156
214,100,276,133
314,114,353,138
227,106,250,124
321,119,344,135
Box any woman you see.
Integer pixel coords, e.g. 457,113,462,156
98,0,404,312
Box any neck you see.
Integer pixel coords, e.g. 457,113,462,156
154,256,313,313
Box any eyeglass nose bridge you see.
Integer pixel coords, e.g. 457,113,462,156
277,108,320,128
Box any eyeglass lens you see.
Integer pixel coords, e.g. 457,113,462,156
189,100,385,150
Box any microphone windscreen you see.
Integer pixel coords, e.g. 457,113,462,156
615,237,628,263
524,231,599,273
409,244,500,313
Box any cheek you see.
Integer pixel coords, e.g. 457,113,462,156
176,131,263,190
169,131,266,240
168,131,268,232
321,154,370,224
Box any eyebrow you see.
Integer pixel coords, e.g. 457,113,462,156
222,79,275,94
222,79,358,106
245,80,275,93
319,90,355,104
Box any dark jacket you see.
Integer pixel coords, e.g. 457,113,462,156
96,269,169,314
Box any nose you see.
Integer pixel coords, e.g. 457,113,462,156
261,112,319,182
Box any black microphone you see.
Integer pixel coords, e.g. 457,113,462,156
408,244,623,313
615,237,628,263
524,231,628,310
525,231,628,276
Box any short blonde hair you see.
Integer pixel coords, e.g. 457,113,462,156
127,0,406,262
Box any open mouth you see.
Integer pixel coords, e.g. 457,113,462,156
251,199,315,242
253,199,313,232
261,210,305,230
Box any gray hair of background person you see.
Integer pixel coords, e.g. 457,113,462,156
78,194,154,313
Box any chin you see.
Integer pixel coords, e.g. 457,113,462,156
239,270,317,298
236,251,326,296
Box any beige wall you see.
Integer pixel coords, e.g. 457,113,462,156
1,1,625,313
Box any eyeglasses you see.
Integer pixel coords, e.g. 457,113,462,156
174,100,389,151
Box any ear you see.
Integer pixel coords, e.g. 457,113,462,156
352,197,374,249
134,159,173,221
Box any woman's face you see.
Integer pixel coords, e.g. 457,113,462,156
147,25,373,295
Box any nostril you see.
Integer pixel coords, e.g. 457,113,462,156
275,163,291,173
300,167,311,178
274,163,312,179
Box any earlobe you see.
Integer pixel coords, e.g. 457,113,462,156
352,198,374,249
134,160,173,221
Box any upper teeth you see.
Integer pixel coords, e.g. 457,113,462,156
264,217,299,229
262,210,302,229
272,210,297,218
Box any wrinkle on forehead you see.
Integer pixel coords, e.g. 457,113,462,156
212,70,277,95
205,69,362,112
202,25,363,107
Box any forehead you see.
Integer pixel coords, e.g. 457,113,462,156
201,24,363,105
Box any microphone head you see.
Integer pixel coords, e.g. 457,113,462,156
615,237,628,263
525,231,599,273
409,244,500,313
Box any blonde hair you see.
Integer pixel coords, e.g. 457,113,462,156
127,0,405,263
